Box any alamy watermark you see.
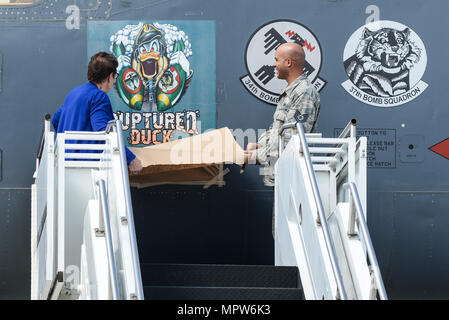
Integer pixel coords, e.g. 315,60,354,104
65,5,80,30
365,4,380,24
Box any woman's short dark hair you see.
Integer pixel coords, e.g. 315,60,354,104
87,52,118,84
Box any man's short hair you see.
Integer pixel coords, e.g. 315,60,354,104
87,52,118,84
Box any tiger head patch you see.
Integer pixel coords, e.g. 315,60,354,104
342,21,427,107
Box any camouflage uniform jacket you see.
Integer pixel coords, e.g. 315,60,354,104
256,73,320,186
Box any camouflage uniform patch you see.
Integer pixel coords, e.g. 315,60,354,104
256,73,320,186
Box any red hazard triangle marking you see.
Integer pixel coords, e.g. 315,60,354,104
429,138,449,160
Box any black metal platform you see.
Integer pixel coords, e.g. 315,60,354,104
141,263,303,300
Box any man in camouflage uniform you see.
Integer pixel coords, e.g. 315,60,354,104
245,42,320,236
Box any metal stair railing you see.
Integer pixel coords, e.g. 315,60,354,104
343,182,388,300
96,178,120,299
277,119,387,300
32,117,144,300
31,115,55,300
288,121,348,300
105,119,144,300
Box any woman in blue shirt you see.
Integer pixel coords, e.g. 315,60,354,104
52,51,142,174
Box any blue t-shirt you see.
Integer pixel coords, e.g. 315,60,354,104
52,82,135,164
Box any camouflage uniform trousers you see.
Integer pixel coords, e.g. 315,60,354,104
256,73,320,237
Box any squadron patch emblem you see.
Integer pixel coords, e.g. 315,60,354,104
241,19,326,106
342,20,428,107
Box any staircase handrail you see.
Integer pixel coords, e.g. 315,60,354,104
36,114,52,162
338,118,357,139
97,178,120,300
343,182,388,300
105,119,144,300
278,121,348,300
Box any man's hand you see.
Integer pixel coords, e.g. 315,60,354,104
128,157,143,175
244,143,260,164
246,142,260,151
244,150,259,164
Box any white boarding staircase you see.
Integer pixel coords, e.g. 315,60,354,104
31,115,387,300
275,119,388,300
31,117,144,300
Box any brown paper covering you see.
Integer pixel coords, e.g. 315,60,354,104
128,127,244,187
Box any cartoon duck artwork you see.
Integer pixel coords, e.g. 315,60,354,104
111,23,193,112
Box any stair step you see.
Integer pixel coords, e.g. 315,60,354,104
140,263,300,288
143,286,303,300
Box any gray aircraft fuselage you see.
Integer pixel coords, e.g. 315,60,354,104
0,0,447,299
